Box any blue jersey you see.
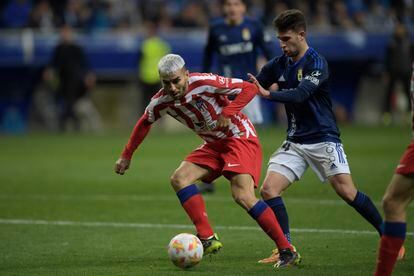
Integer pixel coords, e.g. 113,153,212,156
256,47,341,144
203,17,275,79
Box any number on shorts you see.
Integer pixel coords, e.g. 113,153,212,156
282,142,291,151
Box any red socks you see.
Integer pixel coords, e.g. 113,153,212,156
180,193,214,239
375,235,404,276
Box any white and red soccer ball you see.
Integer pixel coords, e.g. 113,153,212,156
167,233,204,269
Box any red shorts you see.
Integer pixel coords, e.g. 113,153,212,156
185,137,262,187
396,140,414,175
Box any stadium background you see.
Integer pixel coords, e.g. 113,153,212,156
0,0,413,275
0,0,412,131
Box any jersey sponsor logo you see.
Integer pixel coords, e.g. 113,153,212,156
242,28,251,40
219,34,227,42
304,70,322,85
297,69,303,81
278,75,286,82
304,75,320,85
219,41,253,56
227,163,240,167
311,71,322,77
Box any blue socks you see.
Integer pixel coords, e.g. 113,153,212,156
265,196,291,243
349,191,383,235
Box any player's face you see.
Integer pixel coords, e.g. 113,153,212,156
277,30,305,58
223,0,246,23
160,68,189,99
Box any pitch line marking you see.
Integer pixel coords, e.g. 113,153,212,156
0,218,413,236
2,194,410,208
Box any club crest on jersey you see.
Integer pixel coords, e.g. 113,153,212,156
218,76,226,85
242,28,251,41
297,69,303,81
195,99,207,111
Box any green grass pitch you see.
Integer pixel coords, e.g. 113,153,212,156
0,125,412,275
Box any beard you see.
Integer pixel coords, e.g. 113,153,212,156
286,49,299,58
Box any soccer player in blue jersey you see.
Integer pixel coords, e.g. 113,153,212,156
203,0,275,125
248,9,405,264
200,0,275,193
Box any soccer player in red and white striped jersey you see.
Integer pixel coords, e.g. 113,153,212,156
375,62,414,276
114,54,299,267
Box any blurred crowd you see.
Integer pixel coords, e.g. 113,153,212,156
0,0,413,33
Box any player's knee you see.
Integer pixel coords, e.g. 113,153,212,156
260,183,281,200
170,172,188,190
382,194,400,216
232,192,255,210
331,180,357,203
337,189,356,203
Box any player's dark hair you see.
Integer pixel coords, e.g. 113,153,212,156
273,9,306,33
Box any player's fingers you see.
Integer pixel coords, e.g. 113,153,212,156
115,164,124,175
247,73,257,82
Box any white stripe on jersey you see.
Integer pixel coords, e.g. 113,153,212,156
184,85,242,102
189,74,217,83
146,94,172,123
231,78,243,83
189,74,242,85
200,94,222,115
235,114,256,139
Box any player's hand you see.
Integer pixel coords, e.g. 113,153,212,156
115,158,130,175
216,115,231,129
247,73,272,98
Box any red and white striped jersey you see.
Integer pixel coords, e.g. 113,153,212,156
411,62,414,137
145,73,257,142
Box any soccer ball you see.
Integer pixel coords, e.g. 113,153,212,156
167,233,203,269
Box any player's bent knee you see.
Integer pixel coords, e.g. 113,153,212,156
232,193,256,210
170,172,190,190
331,180,357,203
337,189,356,203
260,184,282,199
382,195,402,216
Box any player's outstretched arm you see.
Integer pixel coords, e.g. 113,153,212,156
247,73,277,98
115,158,130,175
115,114,153,175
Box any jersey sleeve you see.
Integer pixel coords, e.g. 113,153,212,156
144,92,168,123
221,81,258,117
120,113,153,160
301,58,329,89
268,58,329,103
195,73,245,96
256,60,277,90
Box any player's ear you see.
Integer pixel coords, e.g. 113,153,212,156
298,31,306,41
